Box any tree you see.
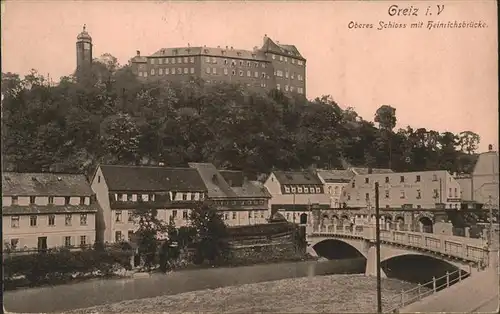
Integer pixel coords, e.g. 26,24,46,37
189,202,229,265
99,112,141,164
374,105,397,169
131,203,169,272
458,131,480,154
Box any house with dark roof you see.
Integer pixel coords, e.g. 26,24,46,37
188,163,271,226
129,35,306,96
2,172,99,252
91,164,208,244
263,171,330,224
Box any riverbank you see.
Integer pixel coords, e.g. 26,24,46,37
4,258,365,313
65,274,428,313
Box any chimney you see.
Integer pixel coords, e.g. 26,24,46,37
231,46,233,50
136,50,140,56
488,144,493,152
263,34,268,46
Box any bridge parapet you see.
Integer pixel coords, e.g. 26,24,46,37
309,224,489,266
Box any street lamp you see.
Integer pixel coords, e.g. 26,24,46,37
375,182,382,314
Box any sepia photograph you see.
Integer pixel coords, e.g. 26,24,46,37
1,0,498,313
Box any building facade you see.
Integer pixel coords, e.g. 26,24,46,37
455,145,499,209
2,172,98,251
129,35,306,96
188,163,271,226
316,169,354,209
264,171,330,224
91,165,208,244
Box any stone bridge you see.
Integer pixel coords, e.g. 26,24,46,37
306,224,489,276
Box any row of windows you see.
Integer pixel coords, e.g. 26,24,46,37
113,192,204,202
150,56,195,65
149,56,270,69
140,67,195,77
283,185,322,194
204,67,270,79
114,209,189,223
222,210,266,220
7,235,87,250
205,80,268,88
327,186,343,195
270,54,304,65
355,174,441,187
213,199,266,206
276,84,304,94
275,71,304,81
10,214,88,228
9,196,87,206
347,187,458,201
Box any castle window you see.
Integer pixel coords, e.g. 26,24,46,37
400,191,405,199
150,59,154,65
285,72,289,78
276,84,281,90
184,68,189,74
184,57,188,63
206,67,210,74
150,69,155,76
177,58,182,63
224,59,228,65
400,176,405,183
190,57,195,63
365,177,369,184
159,68,163,75
255,71,259,78
416,189,422,199
205,57,210,63
159,58,163,65
165,68,170,75
385,190,389,198
190,68,195,74
224,68,228,75
416,175,421,182
247,70,251,77
212,57,216,64
239,70,243,77
232,70,236,76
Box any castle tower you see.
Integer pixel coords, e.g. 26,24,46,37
76,24,93,77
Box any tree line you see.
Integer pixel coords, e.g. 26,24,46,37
1,54,481,178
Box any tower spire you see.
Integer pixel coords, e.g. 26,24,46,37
83,24,86,32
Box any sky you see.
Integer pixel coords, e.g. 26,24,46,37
1,0,498,152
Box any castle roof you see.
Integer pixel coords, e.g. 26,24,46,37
77,24,92,41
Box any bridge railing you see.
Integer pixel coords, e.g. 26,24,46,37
385,269,470,313
310,225,488,265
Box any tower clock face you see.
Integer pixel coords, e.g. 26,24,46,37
83,42,91,50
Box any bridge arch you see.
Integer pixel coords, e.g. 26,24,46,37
310,238,367,260
418,216,434,233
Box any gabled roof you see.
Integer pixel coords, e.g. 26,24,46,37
350,167,394,175
188,163,237,198
231,181,272,199
98,165,207,192
261,36,305,60
2,172,93,196
149,46,268,61
272,171,322,185
473,151,499,176
317,169,355,183
219,170,244,187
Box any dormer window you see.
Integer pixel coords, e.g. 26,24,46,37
127,194,133,202
48,196,54,204
30,196,36,204
65,196,70,205
315,187,321,193
297,187,303,193
12,196,18,205
284,186,290,193
291,187,296,193
304,187,309,193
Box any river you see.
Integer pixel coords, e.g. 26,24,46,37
3,258,422,313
